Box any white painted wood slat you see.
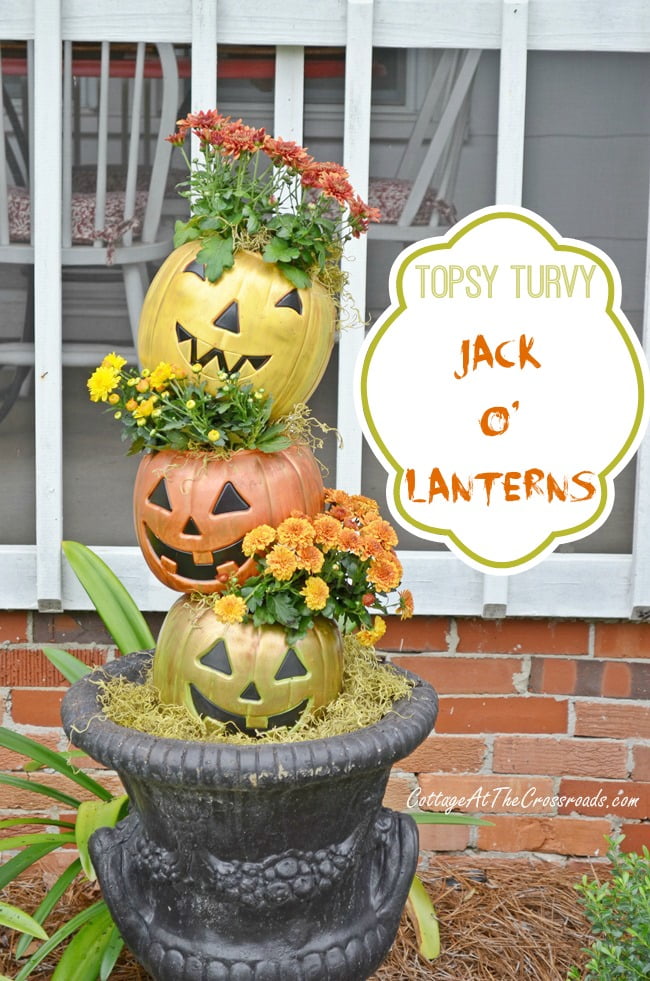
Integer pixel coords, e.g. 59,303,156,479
495,0,528,205
0,2,643,51
274,47,305,144
0,0,649,618
337,0,374,494
33,0,63,611
629,138,650,617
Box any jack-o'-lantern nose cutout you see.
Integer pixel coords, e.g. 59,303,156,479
149,478,172,511
275,289,302,315
240,682,262,702
274,648,308,680
183,259,207,279
214,301,240,334
200,640,233,675
182,517,201,536
213,482,249,515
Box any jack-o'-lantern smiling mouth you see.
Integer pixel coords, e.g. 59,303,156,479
189,684,310,733
175,323,272,375
144,526,245,582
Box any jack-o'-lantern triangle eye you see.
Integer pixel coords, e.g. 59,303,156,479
274,648,308,680
212,482,250,515
183,259,207,279
200,640,233,675
275,289,302,315
214,301,240,334
149,478,172,511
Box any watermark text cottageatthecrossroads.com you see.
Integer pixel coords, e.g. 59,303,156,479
407,785,640,814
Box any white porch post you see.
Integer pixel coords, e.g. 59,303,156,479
34,0,63,610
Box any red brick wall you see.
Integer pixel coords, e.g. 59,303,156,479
2,610,649,861
377,616,650,859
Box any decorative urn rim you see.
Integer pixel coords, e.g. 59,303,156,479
62,650,438,789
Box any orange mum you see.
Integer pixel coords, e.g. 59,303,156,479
313,514,342,551
398,589,415,620
361,518,399,549
295,545,325,574
367,553,402,592
277,516,316,549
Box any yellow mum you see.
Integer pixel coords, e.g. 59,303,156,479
87,365,119,402
101,352,127,371
133,396,157,419
213,594,247,624
149,361,176,392
242,524,277,557
300,576,329,611
265,544,298,581
356,616,386,647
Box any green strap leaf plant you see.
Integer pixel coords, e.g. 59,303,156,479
406,875,440,960
75,795,129,881
99,925,125,981
0,726,111,802
0,901,49,941
50,904,116,981
14,901,107,981
14,859,83,959
62,540,154,655
407,811,494,960
41,645,93,684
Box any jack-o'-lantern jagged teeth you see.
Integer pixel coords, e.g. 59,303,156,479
174,323,271,375
145,526,245,582
188,683,310,734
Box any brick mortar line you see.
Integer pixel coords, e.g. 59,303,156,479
447,618,459,654
587,621,595,657
482,734,495,774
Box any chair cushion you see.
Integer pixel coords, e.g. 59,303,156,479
7,185,148,248
368,177,456,226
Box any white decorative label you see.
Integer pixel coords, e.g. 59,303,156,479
355,208,650,574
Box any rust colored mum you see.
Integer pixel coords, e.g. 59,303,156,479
263,136,313,171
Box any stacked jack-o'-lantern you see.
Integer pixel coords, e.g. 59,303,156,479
134,242,343,735
127,110,383,735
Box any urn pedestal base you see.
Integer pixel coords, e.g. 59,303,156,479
61,652,438,981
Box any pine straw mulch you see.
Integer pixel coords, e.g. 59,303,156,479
0,858,597,980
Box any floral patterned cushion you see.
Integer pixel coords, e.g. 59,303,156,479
368,177,457,226
7,184,148,249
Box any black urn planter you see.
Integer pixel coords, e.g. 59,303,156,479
62,652,438,981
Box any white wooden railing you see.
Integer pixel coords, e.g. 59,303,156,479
1,0,650,617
